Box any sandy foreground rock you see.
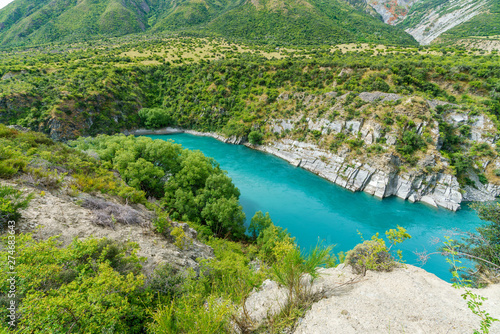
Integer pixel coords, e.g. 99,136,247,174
245,264,500,334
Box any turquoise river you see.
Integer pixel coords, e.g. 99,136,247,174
148,133,483,281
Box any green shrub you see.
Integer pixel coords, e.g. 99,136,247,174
396,130,426,157
345,238,393,274
0,145,27,178
478,173,488,185
248,131,263,145
0,235,148,333
345,226,410,275
248,211,273,239
0,186,33,230
138,107,171,129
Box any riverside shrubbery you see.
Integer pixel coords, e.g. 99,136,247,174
70,134,246,239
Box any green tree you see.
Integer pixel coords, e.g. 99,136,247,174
447,203,500,285
248,131,263,145
138,108,171,129
248,211,273,239
202,197,246,239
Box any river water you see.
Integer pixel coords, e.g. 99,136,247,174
147,133,482,281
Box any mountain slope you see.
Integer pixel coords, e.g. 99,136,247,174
399,0,491,45
0,0,151,45
0,0,417,47
206,0,416,45
436,0,500,43
356,0,498,45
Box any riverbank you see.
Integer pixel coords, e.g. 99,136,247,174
129,127,500,211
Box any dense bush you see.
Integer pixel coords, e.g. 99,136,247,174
0,235,148,333
0,124,146,204
345,226,411,275
396,130,426,156
248,131,263,145
71,134,246,239
138,107,171,129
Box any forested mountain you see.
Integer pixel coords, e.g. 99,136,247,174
0,0,417,47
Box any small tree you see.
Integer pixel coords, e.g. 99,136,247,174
248,131,263,145
248,211,273,239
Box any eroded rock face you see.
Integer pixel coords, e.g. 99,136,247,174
251,139,464,211
404,0,489,45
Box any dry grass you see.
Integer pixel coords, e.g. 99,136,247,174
82,197,143,229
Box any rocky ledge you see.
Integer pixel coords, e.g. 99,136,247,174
243,264,500,333
5,180,213,275
126,127,247,145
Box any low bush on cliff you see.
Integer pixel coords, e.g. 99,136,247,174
0,235,149,333
346,226,411,275
0,124,146,204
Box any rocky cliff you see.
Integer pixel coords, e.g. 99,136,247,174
4,179,214,275
403,0,490,45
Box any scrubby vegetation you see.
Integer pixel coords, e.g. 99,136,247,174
0,124,145,203
0,37,499,186
70,134,246,239
0,186,32,230
345,226,411,275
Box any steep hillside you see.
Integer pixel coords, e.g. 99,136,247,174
436,0,500,44
400,0,491,45
205,0,416,45
0,0,417,47
355,0,498,46
0,0,152,46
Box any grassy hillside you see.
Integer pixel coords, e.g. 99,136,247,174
0,0,417,47
0,0,150,46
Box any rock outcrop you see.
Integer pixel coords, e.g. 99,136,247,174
359,0,491,45
243,264,500,333
6,180,213,274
